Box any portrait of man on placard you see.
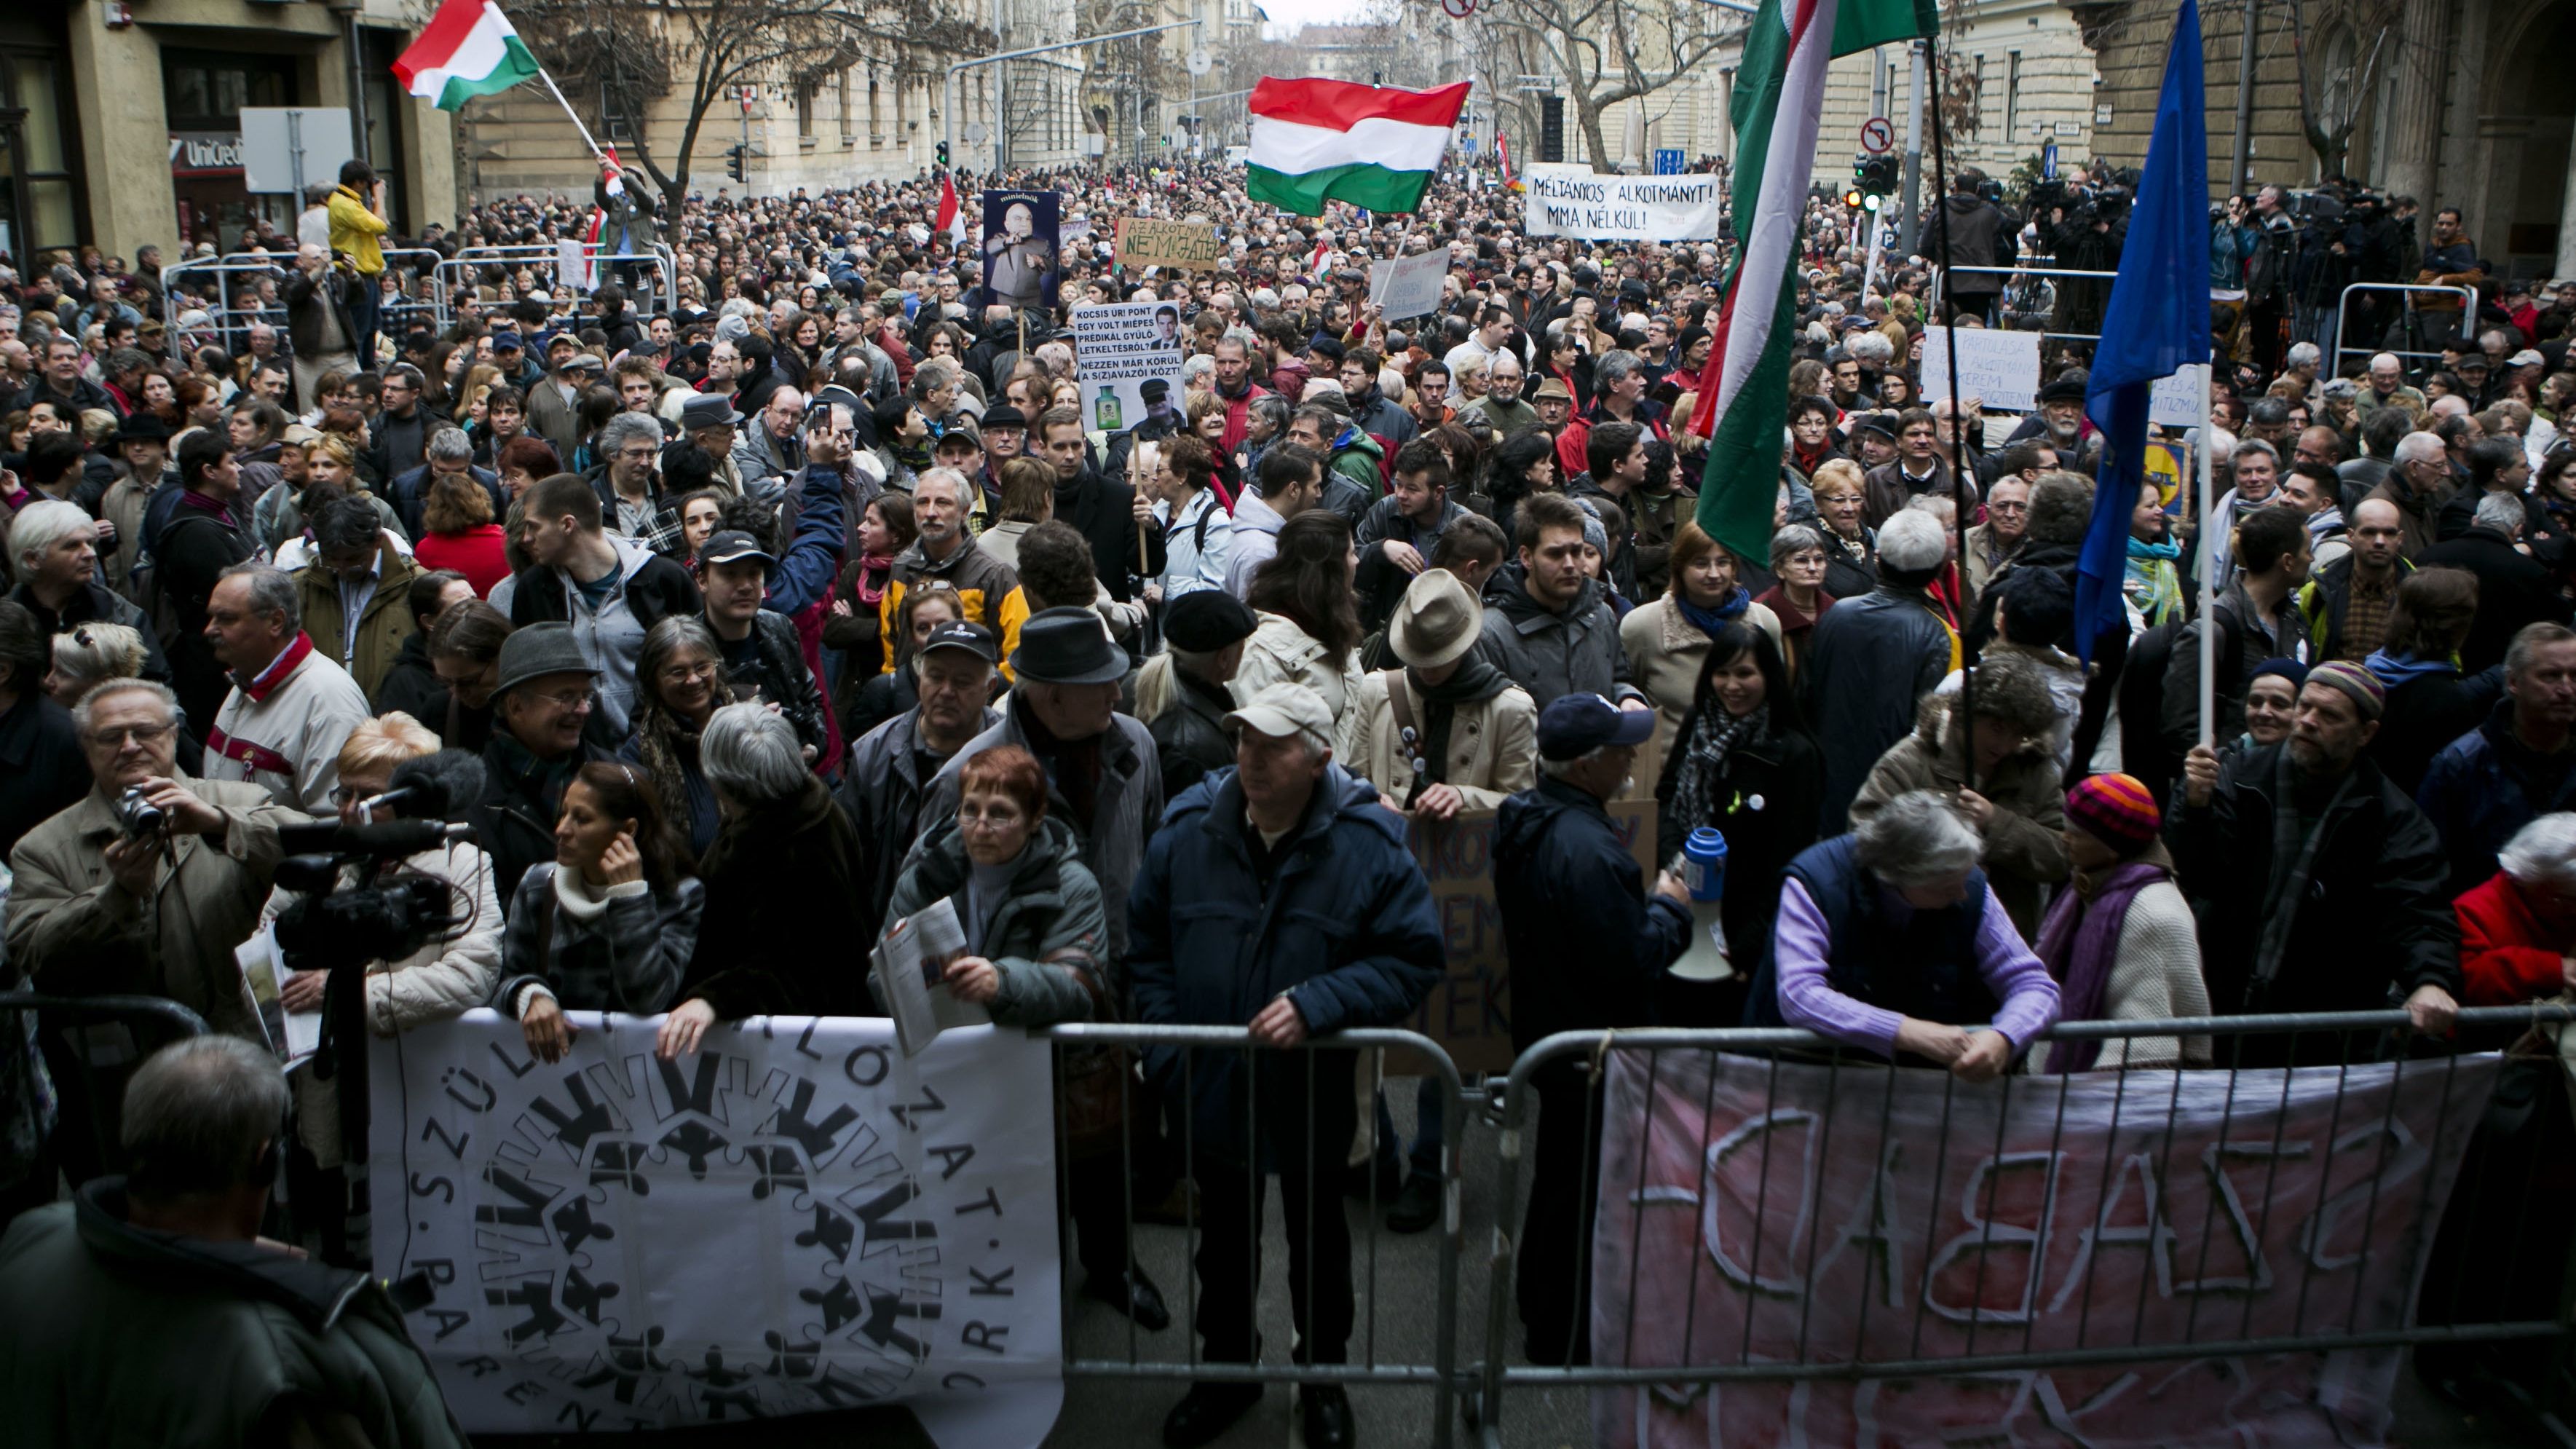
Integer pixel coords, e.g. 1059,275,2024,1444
981,192,1061,314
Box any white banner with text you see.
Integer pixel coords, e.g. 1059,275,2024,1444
368,1012,1062,1444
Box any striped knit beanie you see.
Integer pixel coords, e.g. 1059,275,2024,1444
2064,773,2162,853
2304,658,2387,721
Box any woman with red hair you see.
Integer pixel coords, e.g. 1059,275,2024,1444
880,744,1168,1330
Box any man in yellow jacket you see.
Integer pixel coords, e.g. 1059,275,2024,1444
325,159,390,369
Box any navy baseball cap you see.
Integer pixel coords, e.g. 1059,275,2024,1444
1536,692,1656,761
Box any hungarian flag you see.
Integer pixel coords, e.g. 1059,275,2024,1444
1246,77,1469,216
935,171,965,244
1496,131,1517,191
1691,0,1935,562
393,0,541,111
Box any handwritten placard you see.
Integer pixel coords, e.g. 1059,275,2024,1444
1113,217,1222,272
1919,327,2043,414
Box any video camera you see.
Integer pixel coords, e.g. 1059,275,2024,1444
273,749,483,980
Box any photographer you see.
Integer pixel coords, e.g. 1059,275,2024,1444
0,1037,471,1448
283,242,360,413
8,679,296,1041
266,715,501,1191
2047,182,2127,339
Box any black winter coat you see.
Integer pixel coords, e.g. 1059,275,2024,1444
679,775,869,1021
1496,776,1693,1046
2168,741,2461,1063
371,632,450,739
2414,526,2571,674
1654,722,1825,966
1147,668,1235,800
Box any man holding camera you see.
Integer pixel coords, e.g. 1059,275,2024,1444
7,678,297,1044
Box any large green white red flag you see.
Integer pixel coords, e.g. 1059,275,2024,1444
1246,77,1471,216
1691,0,1935,562
393,0,541,111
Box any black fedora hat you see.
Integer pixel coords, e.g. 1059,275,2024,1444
1008,607,1128,686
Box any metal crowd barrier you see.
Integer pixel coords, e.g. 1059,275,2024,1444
0,992,209,1188
1471,1007,2576,1445
2331,281,2480,376
435,243,678,318
1033,1022,1471,1447
1930,260,2121,347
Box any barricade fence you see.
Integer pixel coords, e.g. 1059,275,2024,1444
33,1003,2569,1443
1475,1008,2576,1448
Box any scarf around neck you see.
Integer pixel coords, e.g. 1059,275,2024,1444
1675,587,1750,639
2034,858,2170,1073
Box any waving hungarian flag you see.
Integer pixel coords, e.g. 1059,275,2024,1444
1247,77,1470,216
1691,0,1935,562
393,0,540,111
935,171,965,244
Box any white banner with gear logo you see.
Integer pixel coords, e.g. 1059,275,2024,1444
368,1011,1062,1442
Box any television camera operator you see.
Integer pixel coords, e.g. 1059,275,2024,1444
263,716,502,1261
0,1035,472,1449
6,678,301,1181
2034,175,2130,337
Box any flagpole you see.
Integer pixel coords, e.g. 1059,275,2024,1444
2197,357,2216,747
534,66,607,162
1927,27,1975,791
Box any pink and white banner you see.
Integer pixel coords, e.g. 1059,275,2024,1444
1589,1049,2500,1448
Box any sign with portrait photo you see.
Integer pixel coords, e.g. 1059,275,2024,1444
1071,301,1186,436
979,189,1062,317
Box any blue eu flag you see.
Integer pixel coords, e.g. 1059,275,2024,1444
2075,0,2210,662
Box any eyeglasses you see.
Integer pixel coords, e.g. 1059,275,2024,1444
85,722,175,748
955,805,1026,831
329,785,368,808
530,687,593,713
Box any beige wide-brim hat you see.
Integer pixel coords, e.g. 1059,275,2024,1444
1390,567,1482,671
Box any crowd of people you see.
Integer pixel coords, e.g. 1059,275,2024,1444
5,147,2576,1447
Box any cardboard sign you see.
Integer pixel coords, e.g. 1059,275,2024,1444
1919,326,2044,413
1590,1049,2500,1447
2152,362,2210,428
1367,248,1452,322
1404,800,1656,1075
1070,301,1185,435
370,1013,1064,1444
1522,173,1725,242
1113,217,1222,272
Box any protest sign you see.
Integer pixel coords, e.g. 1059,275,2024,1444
2152,362,2211,428
1589,1049,2500,1448
980,189,1061,315
1404,800,1655,1074
1113,216,1222,271
1919,326,2044,413
1523,173,1725,242
1071,301,1185,435
1368,249,1452,321
370,1012,1063,1445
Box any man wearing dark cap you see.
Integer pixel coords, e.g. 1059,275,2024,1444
837,619,1000,931
1496,695,1691,1362
470,620,614,904
491,329,538,390
914,606,1171,1333
676,393,748,498
1129,679,1442,1449
2173,658,2460,1066
695,529,829,760
1148,588,1257,797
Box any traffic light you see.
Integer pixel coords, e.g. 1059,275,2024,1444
1852,154,1898,197
1844,186,1864,209
724,144,746,182
936,140,950,170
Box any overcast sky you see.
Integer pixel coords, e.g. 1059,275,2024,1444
1260,0,1378,33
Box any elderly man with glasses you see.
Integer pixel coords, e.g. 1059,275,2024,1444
7,677,300,1054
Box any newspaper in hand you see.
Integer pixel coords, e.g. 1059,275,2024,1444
869,894,990,1057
